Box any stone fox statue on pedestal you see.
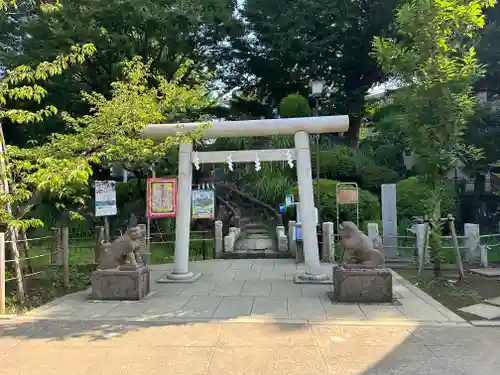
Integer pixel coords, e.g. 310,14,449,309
97,227,144,270
338,221,385,266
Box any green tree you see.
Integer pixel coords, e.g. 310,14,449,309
0,0,95,303
226,0,402,146
373,0,496,274
1,0,235,145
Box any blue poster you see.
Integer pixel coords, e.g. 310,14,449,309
279,203,286,213
295,226,302,241
285,194,295,207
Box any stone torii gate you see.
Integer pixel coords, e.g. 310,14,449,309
143,115,349,283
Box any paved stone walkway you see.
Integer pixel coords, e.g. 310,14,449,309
1,318,499,374
1,260,498,374
23,259,465,325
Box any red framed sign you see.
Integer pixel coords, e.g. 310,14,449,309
147,178,177,218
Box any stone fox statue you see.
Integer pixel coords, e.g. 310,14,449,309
98,227,144,270
338,221,385,266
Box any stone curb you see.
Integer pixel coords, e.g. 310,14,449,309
469,320,500,327
10,315,472,327
390,270,466,323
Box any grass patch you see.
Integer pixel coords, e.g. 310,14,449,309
398,268,500,321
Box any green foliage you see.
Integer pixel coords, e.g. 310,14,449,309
292,179,380,226
279,94,312,118
372,0,495,183
0,41,96,229
226,0,402,143
396,176,458,219
372,0,495,271
1,0,235,145
312,145,401,192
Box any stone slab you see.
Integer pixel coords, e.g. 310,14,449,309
485,296,500,307
458,303,500,319
156,272,202,283
468,268,500,277
333,266,393,303
91,266,150,301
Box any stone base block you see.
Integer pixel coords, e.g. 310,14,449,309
91,266,150,301
156,272,203,283
333,265,392,303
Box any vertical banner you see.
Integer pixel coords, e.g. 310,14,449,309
95,181,117,217
147,178,177,218
192,189,215,219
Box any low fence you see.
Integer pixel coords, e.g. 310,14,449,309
286,221,500,267
0,226,215,314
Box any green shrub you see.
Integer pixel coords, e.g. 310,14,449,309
312,146,402,192
279,94,312,118
292,179,380,227
396,176,458,219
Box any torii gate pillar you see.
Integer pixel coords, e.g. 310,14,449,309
143,116,349,283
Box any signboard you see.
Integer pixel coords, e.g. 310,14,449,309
95,181,117,217
147,178,177,218
337,188,358,204
279,203,286,213
295,225,303,241
285,194,295,207
192,189,215,219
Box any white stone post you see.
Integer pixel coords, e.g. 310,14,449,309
416,224,430,264
321,222,335,263
288,220,297,257
464,223,480,263
293,131,328,282
214,220,223,258
164,141,200,282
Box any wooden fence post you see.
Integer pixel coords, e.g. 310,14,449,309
0,232,5,314
94,226,105,264
62,227,69,288
51,227,62,265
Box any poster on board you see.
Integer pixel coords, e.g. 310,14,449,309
147,178,177,218
95,180,117,217
192,189,215,219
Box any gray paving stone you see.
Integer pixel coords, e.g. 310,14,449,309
241,281,272,296
213,296,254,319
179,296,222,318
458,303,500,319
484,296,500,307
271,281,303,297
288,297,326,320
320,301,366,320
251,297,289,319
210,280,245,296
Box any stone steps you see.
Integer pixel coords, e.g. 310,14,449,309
220,250,293,259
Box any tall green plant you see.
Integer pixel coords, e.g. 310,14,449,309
372,0,496,275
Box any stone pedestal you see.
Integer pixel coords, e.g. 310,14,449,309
91,266,151,300
333,265,392,303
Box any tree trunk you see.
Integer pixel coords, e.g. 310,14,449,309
0,122,25,304
345,116,362,149
428,186,443,278
472,172,485,224
18,229,33,275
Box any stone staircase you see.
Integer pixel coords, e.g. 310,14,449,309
221,218,292,259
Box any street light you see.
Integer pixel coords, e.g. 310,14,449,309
309,79,325,226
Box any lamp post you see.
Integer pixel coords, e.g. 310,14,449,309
309,79,324,224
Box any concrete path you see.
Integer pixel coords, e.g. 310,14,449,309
0,260,497,374
1,318,499,374
23,259,465,325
